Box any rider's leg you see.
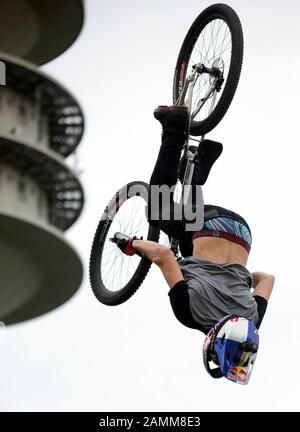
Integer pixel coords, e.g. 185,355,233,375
147,106,199,252
150,105,188,187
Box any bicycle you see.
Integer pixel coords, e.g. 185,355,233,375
89,3,244,306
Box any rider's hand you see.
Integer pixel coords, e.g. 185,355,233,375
110,232,143,257
122,238,138,256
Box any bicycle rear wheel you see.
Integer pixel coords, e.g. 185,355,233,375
173,3,243,136
89,181,160,306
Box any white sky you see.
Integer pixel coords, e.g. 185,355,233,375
1,0,300,411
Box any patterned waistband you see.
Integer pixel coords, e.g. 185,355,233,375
192,230,251,253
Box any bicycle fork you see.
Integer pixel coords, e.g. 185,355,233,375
170,63,222,260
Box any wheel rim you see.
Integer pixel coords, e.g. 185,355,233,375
180,17,232,125
99,195,150,293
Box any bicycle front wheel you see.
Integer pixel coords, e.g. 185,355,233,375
173,3,243,136
89,181,160,306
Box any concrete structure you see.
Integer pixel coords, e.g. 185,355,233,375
0,0,84,65
0,1,84,324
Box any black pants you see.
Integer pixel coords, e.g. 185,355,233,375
147,129,195,256
147,129,251,257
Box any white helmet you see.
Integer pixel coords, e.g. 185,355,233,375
203,315,259,384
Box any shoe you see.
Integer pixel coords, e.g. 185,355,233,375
178,140,223,185
153,105,188,132
197,140,223,185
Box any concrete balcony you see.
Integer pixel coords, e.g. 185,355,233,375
0,0,84,65
0,52,84,324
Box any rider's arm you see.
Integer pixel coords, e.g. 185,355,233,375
132,240,184,288
133,239,205,331
251,272,275,329
251,271,275,301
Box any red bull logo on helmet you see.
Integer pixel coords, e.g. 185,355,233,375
227,366,248,384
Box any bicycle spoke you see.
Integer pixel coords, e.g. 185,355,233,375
181,16,233,124
99,195,151,293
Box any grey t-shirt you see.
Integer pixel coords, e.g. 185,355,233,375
179,256,259,332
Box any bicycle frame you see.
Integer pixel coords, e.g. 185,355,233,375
170,63,222,260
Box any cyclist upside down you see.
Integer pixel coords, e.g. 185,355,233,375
112,105,275,384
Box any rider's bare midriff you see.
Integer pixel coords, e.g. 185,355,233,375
192,237,249,267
